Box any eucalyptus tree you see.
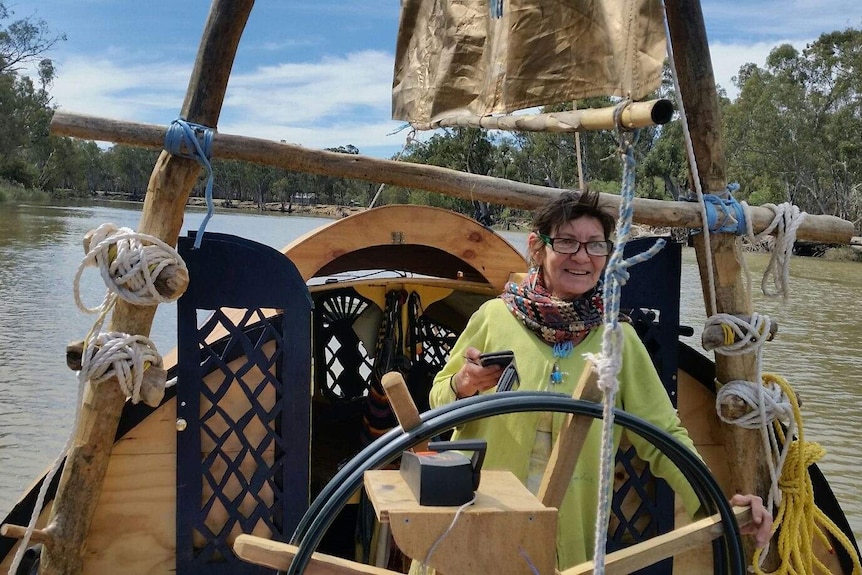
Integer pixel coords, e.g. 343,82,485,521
724,28,862,227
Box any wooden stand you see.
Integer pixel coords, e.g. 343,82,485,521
364,470,557,575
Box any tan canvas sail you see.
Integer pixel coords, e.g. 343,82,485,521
392,0,668,125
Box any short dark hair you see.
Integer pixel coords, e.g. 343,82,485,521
531,190,616,239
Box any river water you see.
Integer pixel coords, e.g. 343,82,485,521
1,201,860,546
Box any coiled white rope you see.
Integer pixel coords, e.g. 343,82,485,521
742,202,807,300
8,224,186,575
73,222,188,314
79,331,163,405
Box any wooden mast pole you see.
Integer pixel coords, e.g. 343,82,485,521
664,0,776,568
38,1,255,573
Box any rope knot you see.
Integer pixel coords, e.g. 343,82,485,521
78,331,166,406
704,312,772,356
74,223,189,314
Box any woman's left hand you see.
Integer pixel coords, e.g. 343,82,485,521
729,493,772,548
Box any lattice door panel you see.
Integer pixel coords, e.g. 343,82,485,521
176,232,311,575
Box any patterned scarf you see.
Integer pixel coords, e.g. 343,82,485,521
500,268,604,349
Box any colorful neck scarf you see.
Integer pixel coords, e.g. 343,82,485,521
500,268,604,349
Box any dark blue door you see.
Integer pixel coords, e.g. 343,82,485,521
176,232,312,575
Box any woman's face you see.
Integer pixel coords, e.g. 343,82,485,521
531,215,608,300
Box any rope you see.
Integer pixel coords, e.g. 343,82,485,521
702,192,749,235
590,131,666,574
743,202,807,300
749,375,862,575
706,313,772,356
368,129,416,209
73,222,188,314
164,118,215,248
78,331,164,405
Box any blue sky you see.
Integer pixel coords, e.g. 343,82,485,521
12,0,862,159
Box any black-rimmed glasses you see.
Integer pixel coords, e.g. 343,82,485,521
539,233,613,256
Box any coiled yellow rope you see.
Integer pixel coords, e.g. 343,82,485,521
752,374,861,575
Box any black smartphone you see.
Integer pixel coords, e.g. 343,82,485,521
478,350,514,368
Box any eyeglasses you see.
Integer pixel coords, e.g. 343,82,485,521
539,233,613,256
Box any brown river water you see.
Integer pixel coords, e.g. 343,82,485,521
0,201,860,546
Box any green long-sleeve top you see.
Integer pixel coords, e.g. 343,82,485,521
429,298,702,569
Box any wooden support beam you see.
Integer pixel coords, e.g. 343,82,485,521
38,1,256,574
664,0,777,569
562,506,753,575
233,535,400,575
537,365,601,509
50,111,855,245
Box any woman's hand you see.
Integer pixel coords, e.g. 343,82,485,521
730,493,773,548
451,347,504,398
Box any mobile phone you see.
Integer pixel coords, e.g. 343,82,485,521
478,350,514,368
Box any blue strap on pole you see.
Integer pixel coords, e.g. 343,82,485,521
490,0,503,18
164,118,215,249
701,184,747,235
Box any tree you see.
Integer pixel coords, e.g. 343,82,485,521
724,29,862,228
0,2,66,74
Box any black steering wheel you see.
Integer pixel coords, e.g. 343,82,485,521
286,392,746,574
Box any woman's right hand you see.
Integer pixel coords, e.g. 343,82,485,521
451,346,505,398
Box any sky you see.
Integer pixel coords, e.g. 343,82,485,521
10,0,862,159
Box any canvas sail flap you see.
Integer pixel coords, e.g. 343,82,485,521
392,0,667,125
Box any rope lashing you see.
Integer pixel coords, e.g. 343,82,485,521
701,192,749,235
743,202,807,300
705,312,772,356
590,131,666,575
164,118,216,248
748,374,862,575
78,331,165,405
73,222,189,315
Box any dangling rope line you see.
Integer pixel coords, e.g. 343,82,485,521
164,118,215,248
743,202,807,300
589,124,666,574
368,128,416,209
7,226,186,575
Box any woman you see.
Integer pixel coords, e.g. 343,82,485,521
429,190,771,569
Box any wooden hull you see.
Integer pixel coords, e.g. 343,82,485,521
1,206,858,574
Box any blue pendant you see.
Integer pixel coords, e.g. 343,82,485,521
550,361,564,385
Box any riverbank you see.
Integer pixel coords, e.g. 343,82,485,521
185,197,367,218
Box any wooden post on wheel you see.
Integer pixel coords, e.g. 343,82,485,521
38,2,255,573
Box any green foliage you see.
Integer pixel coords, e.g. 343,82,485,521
724,28,862,228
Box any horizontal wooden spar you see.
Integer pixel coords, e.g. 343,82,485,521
410,99,674,132
51,111,855,244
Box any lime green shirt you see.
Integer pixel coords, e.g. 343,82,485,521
429,298,701,569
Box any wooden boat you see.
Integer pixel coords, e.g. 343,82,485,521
1,203,859,574
1,0,861,574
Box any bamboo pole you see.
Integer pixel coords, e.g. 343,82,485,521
664,0,777,568
50,111,855,245
37,1,255,573
408,98,674,132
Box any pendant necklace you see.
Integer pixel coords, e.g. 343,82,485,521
550,341,573,385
